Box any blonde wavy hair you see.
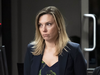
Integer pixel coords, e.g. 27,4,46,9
31,6,70,55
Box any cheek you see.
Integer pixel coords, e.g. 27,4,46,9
39,28,42,33
49,27,58,35
39,28,42,35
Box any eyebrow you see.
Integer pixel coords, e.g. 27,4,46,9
38,21,54,24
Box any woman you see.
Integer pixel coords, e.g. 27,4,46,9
24,6,87,75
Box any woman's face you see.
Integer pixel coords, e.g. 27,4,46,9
38,14,58,42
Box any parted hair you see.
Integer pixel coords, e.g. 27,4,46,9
31,6,70,55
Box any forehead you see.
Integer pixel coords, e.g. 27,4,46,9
39,14,55,23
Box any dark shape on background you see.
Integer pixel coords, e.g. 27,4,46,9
17,63,24,75
0,46,9,75
92,66,100,75
69,36,80,44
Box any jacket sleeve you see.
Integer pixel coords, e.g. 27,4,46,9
73,44,87,75
24,44,33,75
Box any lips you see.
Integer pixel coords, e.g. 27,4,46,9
42,34,49,37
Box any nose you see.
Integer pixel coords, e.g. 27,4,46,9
42,25,47,32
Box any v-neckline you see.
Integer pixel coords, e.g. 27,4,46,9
42,60,58,68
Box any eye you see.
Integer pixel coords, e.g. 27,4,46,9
46,23,52,26
38,24,42,27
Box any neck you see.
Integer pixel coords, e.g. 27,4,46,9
44,41,56,55
45,40,56,49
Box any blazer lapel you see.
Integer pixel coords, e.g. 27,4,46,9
30,55,42,75
30,45,69,75
59,48,69,75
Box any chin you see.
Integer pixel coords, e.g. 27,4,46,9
44,38,51,41
44,39,50,41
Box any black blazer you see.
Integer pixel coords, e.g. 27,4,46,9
24,42,87,75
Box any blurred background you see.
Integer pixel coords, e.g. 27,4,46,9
0,0,100,75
